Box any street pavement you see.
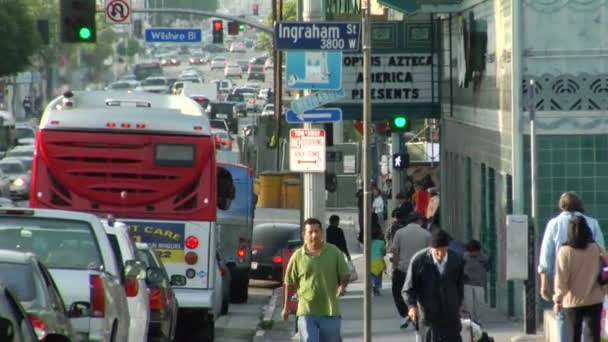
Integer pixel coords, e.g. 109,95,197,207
252,208,538,342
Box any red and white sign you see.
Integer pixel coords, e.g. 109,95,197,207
289,129,326,173
105,0,131,24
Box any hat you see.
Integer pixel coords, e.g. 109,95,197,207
430,229,452,248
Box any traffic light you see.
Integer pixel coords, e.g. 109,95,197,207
60,0,97,43
253,4,259,15
389,115,411,133
227,21,239,35
133,19,142,38
212,20,223,44
239,24,245,31
392,153,410,170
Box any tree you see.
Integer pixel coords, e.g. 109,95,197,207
256,1,297,56
0,1,42,77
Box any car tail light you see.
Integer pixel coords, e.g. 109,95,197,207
28,314,48,340
149,288,165,311
225,140,232,146
219,267,226,277
238,245,246,258
90,274,105,318
249,99,255,104
272,255,283,264
125,277,139,297
185,252,198,265
186,235,199,249
247,165,254,177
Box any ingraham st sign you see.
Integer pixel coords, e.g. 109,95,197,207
335,54,437,104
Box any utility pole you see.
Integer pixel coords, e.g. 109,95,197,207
301,0,326,222
362,0,372,341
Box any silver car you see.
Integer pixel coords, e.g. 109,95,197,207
0,250,78,341
0,158,30,200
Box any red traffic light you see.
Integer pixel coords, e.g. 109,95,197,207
213,20,223,30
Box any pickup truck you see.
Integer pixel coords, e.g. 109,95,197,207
0,208,130,342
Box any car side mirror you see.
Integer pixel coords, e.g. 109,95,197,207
68,301,90,318
170,274,186,286
0,317,13,340
124,259,146,280
146,267,165,286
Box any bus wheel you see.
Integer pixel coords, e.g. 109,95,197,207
230,269,249,303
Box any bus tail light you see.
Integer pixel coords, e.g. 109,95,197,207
106,122,117,128
149,288,165,310
121,123,131,128
185,252,198,265
50,120,60,125
136,123,146,129
90,274,105,317
194,125,203,131
272,255,283,265
185,236,199,249
125,277,139,297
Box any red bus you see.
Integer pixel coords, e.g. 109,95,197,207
31,90,233,340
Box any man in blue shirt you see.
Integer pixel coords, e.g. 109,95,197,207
538,192,605,342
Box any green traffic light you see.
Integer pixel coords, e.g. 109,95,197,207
239,24,245,31
79,27,92,40
394,116,407,128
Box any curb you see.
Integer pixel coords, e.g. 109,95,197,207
252,287,281,341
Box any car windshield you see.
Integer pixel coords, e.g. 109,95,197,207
0,217,102,270
210,120,227,130
0,163,24,174
144,79,165,86
0,263,37,302
15,128,34,139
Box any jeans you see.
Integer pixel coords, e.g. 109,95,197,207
372,273,382,291
392,269,408,317
297,315,341,342
558,308,594,342
563,304,602,342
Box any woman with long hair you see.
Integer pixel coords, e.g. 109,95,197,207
554,215,605,342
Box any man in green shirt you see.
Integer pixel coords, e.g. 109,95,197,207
282,217,351,342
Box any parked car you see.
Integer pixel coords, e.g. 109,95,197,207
0,158,30,200
210,57,228,70
216,250,231,315
0,285,39,342
101,219,150,342
213,129,233,151
0,250,77,341
224,63,242,78
247,65,265,82
250,223,301,282
135,243,178,342
0,208,130,342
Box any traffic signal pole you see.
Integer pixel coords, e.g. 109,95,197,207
300,0,326,223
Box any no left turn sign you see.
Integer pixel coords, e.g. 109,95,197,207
105,0,131,24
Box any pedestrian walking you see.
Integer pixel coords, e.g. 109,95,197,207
412,181,430,217
371,223,386,296
538,192,605,342
390,212,430,328
462,240,490,322
282,218,350,342
426,188,440,230
326,215,351,261
372,187,385,230
392,192,414,220
554,215,605,342
403,229,465,342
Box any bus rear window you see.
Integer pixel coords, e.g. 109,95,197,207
155,144,195,166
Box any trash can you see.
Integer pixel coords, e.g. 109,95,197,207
257,172,282,208
281,179,302,209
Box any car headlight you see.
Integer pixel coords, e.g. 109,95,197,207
12,178,25,187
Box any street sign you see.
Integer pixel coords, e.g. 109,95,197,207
291,89,345,114
105,0,131,24
286,108,342,124
286,51,342,91
145,28,202,43
289,129,326,173
274,22,361,51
